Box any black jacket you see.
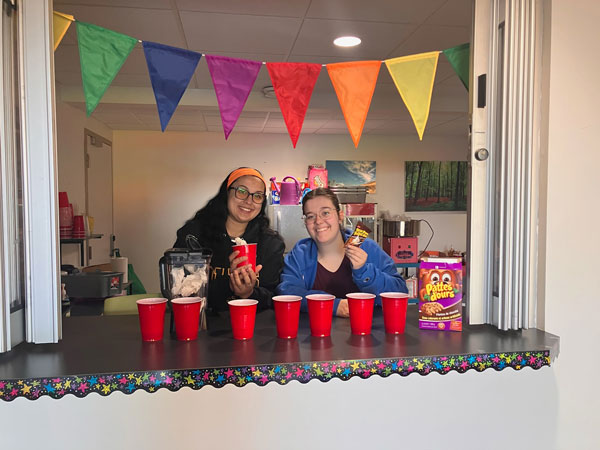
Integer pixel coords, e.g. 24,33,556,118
174,219,285,312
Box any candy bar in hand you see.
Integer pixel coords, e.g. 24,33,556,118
345,221,371,247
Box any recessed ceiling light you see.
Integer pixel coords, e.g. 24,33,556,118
333,36,361,47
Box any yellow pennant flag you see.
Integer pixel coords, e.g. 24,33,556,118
327,61,381,148
385,51,439,140
53,11,74,51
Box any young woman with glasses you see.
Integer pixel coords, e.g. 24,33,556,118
277,187,406,317
174,167,284,312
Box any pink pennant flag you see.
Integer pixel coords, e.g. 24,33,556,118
205,55,262,139
266,62,322,148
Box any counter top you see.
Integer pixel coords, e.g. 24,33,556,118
0,306,558,402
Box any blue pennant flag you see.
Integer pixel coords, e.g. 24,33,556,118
142,41,202,131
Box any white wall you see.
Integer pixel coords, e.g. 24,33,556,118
0,368,557,450
56,101,113,266
543,0,600,448
112,131,467,292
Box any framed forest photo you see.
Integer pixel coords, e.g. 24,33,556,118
405,161,467,212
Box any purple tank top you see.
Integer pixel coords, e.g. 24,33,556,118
312,256,358,299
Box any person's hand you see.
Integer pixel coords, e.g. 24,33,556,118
229,250,262,298
344,245,368,270
336,298,350,317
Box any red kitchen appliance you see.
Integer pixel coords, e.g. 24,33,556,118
383,237,419,264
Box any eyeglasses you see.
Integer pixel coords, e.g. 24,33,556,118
228,185,265,204
303,208,336,223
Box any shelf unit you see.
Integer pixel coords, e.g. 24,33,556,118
396,262,419,304
60,234,103,266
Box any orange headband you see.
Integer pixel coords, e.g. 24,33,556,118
226,168,267,190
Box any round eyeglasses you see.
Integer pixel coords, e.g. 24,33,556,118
303,208,335,223
228,185,265,204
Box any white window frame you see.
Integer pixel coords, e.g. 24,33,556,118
19,0,61,343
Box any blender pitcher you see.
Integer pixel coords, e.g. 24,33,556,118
159,245,212,333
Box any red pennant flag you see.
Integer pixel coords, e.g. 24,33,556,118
266,62,322,148
327,61,381,148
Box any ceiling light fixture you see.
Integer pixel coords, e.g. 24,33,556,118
333,36,361,47
262,86,276,99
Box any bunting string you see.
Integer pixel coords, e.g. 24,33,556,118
54,11,469,145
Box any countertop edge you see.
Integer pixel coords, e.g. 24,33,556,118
0,348,551,402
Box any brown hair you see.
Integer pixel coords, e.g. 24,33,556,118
302,187,341,214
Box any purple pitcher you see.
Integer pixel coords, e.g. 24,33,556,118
270,176,301,205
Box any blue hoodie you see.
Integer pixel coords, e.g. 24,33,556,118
276,230,407,314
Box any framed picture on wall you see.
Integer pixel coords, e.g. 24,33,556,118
405,161,467,212
326,160,376,193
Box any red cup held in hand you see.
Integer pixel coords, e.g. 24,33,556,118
380,292,409,334
228,299,259,340
346,292,376,335
171,297,203,341
272,295,302,339
306,294,335,337
232,243,257,271
136,297,167,341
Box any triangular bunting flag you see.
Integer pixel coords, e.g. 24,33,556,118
443,43,470,90
142,41,202,131
266,62,322,148
385,51,439,140
205,55,262,139
76,22,137,116
327,61,381,148
53,12,74,51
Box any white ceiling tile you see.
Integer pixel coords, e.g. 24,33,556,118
292,19,417,59
306,0,447,24
164,124,208,132
389,25,471,58
262,128,289,134
181,12,302,54
56,5,186,47
55,0,172,8
425,0,473,27
175,0,311,16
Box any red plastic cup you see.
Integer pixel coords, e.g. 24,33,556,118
58,191,69,208
228,299,259,340
380,292,409,334
136,298,167,341
272,295,302,339
171,297,203,341
346,292,376,335
306,294,335,337
232,243,257,271
73,215,85,237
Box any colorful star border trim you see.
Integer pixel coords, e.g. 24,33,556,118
0,350,550,402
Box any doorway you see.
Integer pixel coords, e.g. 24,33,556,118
84,129,113,266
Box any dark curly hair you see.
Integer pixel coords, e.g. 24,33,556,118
186,167,270,243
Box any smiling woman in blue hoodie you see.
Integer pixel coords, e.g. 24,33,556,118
277,188,407,317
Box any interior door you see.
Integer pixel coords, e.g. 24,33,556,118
85,131,113,266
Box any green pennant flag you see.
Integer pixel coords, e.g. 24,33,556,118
443,43,470,90
76,21,137,116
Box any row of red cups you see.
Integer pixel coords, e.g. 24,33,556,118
136,292,409,342
275,292,409,338
136,297,260,342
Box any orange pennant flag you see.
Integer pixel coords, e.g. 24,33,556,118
385,51,439,140
327,61,381,148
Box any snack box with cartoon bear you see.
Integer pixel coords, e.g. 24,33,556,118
418,257,463,332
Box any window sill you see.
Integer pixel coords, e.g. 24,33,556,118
0,307,558,402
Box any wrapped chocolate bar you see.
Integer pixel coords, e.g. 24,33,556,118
345,221,371,247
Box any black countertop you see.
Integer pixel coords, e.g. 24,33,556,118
0,306,559,401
